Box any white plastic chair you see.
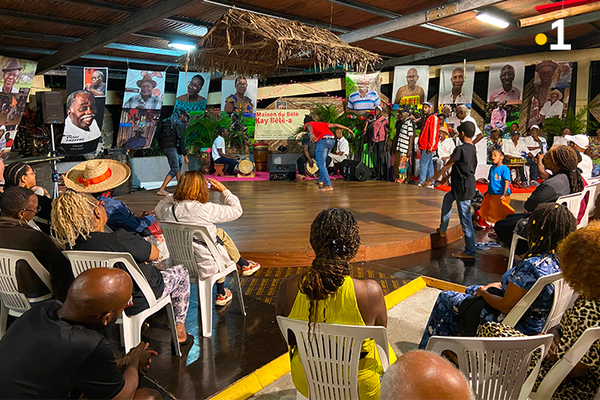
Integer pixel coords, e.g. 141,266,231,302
159,221,246,337
426,334,553,400
577,182,599,228
530,326,600,400
276,316,390,400
0,249,54,338
62,250,181,356
503,272,574,333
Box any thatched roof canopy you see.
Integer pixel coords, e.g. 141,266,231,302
180,9,382,77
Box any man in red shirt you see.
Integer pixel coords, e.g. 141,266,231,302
417,102,440,187
304,116,353,191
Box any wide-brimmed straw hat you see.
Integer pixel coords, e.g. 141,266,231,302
64,159,130,193
549,89,563,100
136,75,157,88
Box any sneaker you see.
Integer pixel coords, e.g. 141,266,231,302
215,288,233,307
157,189,169,196
241,261,261,276
531,181,539,187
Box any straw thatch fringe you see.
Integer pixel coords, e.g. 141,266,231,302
179,9,381,77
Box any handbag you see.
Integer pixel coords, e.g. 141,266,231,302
457,287,504,336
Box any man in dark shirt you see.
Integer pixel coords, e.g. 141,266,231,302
0,268,160,400
296,132,331,178
427,121,478,259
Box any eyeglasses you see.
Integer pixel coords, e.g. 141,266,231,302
21,205,41,213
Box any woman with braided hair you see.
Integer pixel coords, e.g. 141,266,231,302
419,203,576,349
276,207,396,400
494,145,583,253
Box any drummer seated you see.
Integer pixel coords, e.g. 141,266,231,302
297,132,331,179
501,131,528,187
328,129,350,174
212,127,239,175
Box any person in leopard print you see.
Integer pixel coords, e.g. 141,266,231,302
478,222,600,399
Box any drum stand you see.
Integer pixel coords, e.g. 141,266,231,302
49,124,60,199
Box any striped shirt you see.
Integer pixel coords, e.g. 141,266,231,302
347,90,380,111
396,119,414,154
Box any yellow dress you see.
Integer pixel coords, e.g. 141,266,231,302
288,276,397,400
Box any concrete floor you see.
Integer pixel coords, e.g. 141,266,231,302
249,287,441,400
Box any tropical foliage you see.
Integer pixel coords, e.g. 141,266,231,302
543,105,599,145
311,104,365,155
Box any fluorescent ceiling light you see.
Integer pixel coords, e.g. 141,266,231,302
168,42,196,51
476,12,510,29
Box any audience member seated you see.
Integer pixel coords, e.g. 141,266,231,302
494,145,582,253
434,126,455,179
478,222,600,399
501,130,528,187
328,128,350,173
380,350,474,400
51,191,192,345
155,171,260,307
212,126,239,175
0,186,72,302
4,161,53,234
523,125,546,185
296,130,331,180
419,203,576,349
566,134,592,181
586,129,600,177
0,268,161,400
276,207,397,400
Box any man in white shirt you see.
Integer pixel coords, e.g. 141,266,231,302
566,134,593,181
502,131,529,187
212,127,238,175
439,68,469,104
329,129,350,169
434,126,455,180
454,105,485,165
552,127,571,148
540,89,564,120
523,125,547,185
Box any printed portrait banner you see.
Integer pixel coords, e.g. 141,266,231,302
221,76,258,116
0,56,37,155
83,67,108,98
61,66,106,154
438,64,475,106
392,66,429,105
487,61,525,104
528,60,573,129
116,69,165,150
345,72,381,115
255,109,310,140
175,71,210,114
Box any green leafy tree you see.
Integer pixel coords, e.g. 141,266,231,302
542,105,599,146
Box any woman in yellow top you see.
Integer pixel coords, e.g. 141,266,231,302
276,207,397,400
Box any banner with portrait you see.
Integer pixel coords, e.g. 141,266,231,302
528,60,572,129
345,72,381,115
0,56,37,158
116,69,165,150
221,76,257,116
438,64,475,106
392,66,429,105
175,71,210,115
255,109,310,140
487,61,524,104
61,66,106,154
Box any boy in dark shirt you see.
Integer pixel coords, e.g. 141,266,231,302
426,121,478,259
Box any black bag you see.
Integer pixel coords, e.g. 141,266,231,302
457,287,504,336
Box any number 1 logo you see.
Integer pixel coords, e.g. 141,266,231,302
550,19,571,51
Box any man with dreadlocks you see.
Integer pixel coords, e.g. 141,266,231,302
419,203,576,349
494,145,583,253
276,207,396,400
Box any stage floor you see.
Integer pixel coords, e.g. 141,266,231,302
118,179,463,267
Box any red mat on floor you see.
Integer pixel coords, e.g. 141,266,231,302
434,182,536,194
203,172,344,182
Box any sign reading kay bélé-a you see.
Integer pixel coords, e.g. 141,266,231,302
255,109,310,140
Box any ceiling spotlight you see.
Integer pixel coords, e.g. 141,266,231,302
476,12,510,29
168,42,197,51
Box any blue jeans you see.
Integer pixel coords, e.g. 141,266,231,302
419,150,434,184
316,137,335,186
440,191,476,257
164,147,183,178
215,156,238,174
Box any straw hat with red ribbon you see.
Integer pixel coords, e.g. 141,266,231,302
64,159,130,193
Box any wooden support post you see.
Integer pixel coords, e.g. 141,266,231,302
518,2,600,27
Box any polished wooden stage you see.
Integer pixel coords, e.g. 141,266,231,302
118,179,463,267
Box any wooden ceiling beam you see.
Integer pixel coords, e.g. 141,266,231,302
36,0,198,73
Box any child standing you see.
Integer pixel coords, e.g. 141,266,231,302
478,149,514,227
426,121,478,259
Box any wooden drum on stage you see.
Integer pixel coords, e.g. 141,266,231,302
253,143,270,172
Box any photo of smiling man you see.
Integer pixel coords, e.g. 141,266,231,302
61,90,101,154
439,64,475,105
488,61,524,104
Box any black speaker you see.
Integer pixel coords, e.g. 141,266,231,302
340,160,370,181
40,92,65,124
270,163,296,181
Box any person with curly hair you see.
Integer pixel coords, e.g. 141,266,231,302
477,221,600,399
419,203,576,349
155,170,260,307
51,191,193,346
276,207,396,400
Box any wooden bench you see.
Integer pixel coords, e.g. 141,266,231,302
214,163,225,176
